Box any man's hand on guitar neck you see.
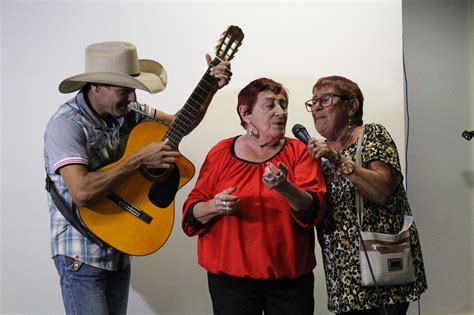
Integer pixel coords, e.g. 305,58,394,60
171,55,232,134
206,53,232,89
147,54,231,134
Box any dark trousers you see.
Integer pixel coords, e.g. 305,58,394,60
207,272,314,315
337,302,409,315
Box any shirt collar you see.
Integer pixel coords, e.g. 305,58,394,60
75,91,125,130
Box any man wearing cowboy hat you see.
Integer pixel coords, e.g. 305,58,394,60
44,41,231,314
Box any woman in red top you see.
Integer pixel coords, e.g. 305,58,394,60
182,78,326,315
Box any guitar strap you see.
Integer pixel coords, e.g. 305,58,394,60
45,175,112,251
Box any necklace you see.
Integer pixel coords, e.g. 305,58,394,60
337,127,356,154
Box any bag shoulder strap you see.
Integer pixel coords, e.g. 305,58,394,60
354,125,365,226
45,175,111,250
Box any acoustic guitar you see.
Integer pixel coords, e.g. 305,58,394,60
78,26,244,256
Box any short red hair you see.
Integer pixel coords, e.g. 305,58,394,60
237,77,288,128
313,76,364,121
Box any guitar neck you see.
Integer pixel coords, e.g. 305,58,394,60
164,57,222,150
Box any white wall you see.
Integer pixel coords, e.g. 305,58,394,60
402,0,473,314
1,1,419,314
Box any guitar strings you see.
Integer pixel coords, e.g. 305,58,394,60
164,57,223,149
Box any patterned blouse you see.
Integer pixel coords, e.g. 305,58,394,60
317,123,427,313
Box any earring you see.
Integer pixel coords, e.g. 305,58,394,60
348,117,352,129
247,122,254,136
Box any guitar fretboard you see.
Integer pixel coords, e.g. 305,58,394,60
164,58,222,150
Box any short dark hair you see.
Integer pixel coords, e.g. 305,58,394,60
81,83,92,94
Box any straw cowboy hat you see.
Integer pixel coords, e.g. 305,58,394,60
59,41,167,94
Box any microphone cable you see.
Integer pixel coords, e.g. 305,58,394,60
403,31,422,315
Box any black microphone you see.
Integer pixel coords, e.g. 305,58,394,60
292,123,334,169
292,123,312,144
462,130,473,141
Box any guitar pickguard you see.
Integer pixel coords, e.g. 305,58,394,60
148,166,180,208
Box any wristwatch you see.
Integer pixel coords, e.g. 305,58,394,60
340,160,355,175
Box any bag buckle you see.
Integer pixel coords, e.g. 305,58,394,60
45,176,52,192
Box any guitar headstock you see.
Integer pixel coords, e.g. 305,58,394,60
215,25,244,62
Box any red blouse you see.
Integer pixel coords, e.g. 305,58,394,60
182,137,326,280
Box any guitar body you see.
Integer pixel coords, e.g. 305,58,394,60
77,25,243,256
79,121,195,256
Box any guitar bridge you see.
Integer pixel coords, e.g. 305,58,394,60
107,193,153,224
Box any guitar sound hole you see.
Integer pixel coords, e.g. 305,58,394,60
147,168,167,176
148,167,180,208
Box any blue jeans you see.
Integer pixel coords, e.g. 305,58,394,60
53,255,131,315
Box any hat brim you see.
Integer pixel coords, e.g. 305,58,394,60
58,59,167,94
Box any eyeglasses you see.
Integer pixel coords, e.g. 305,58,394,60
304,94,346,112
